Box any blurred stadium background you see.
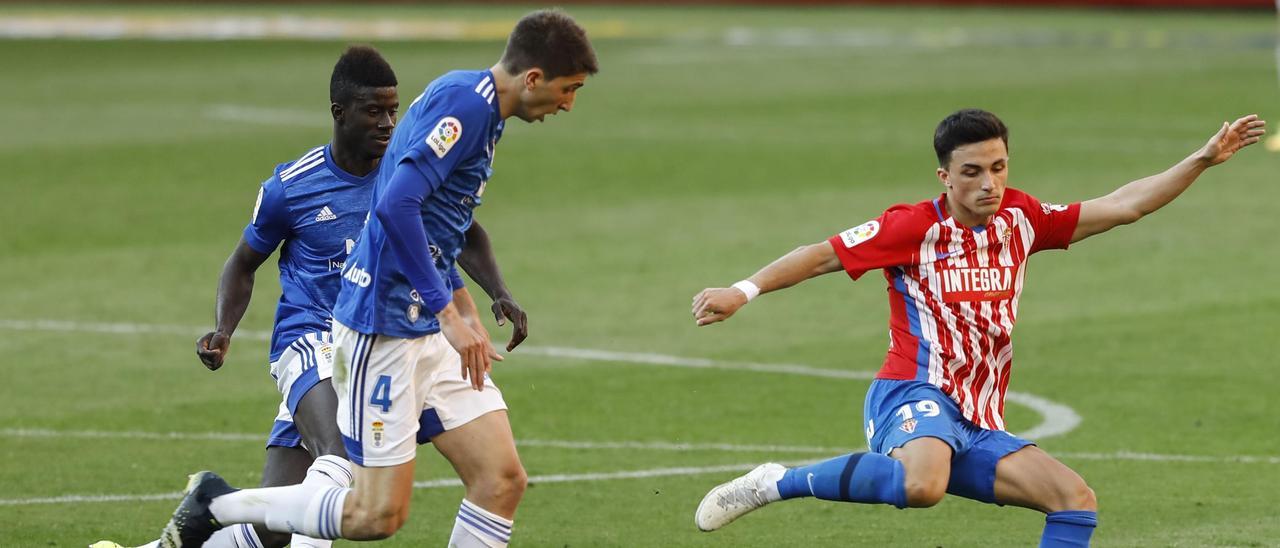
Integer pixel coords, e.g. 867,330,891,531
0,0,1276,545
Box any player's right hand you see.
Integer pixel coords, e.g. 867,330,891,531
491,295,528,352
692,287,749,326
196,331,231,371
440,306,504,391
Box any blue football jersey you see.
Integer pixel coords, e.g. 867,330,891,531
242,144,379,361
335,70,503,338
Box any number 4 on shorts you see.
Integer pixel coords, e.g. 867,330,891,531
370,374,393,412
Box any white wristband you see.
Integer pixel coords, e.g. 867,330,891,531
731,280,761,302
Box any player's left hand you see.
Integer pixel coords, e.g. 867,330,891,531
692,287,749,326
196,331,231,371
1199,114,1266,166
491,295,528,351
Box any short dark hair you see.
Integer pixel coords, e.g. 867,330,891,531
330,45,398,105
933,109,1009,168
499,10,599,80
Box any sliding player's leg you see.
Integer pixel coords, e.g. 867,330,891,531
696,380,962,531
991,445,1097,547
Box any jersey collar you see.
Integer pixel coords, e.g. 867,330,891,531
323,143,379,184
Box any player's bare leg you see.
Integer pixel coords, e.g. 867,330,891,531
291,380,347,459
431,410,526,546
994,445,1096,512
888,437,953,508
339,460,417,539
994,446,1097,546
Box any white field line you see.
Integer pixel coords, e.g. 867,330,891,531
2,428,849,455
0,463,762,507
4,449,1278,507
15,427,1275,465
1004,392,1080,441
0,318,865,378
0,318,1074,440
1057,452,1280,465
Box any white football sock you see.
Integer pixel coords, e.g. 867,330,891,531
450,499,513,548
289,455,353,548
203,524,263,548
207,456,350,539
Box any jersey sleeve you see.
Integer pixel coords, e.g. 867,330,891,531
826,205,921,281
375,163,453,315
401,85,491,184
242,176,290,255
1019,191,1082,254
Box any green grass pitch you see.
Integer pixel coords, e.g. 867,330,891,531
0,4,1277,546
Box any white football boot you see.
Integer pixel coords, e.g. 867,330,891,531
695,463,786,531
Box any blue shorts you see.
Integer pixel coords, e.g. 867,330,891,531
863,379,1033,504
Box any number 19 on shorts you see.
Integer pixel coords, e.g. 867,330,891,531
896,400,940,434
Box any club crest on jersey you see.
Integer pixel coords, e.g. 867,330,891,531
372,420,385,448
427,116,462,158
839,220,880,248
899,418,917,434
407,303,421,323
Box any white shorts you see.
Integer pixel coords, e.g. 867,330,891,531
332,320,507,467
266,332,335,448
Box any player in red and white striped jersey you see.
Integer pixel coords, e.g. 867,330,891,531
826,184,1078,431
691,109,1265,546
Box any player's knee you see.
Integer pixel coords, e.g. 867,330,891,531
903,477,947,508
489,463,529,503
345,498,409,539
1047,477,1096,513
1067,483,1097,512
353,508,407,540
311,437,347,460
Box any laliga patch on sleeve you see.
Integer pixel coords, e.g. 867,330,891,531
1040,202,1068,215
426,116,463,159
838,220,880,248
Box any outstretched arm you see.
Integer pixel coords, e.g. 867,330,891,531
457,220,527,351
1071,114,1266,243
691,241,843,326
196,238,271,370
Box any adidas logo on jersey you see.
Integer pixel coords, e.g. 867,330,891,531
315,206,337,222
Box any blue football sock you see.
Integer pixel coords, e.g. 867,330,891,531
1040,510,1097,547
776,452,906,508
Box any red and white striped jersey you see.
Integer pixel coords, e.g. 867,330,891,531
827,188,1080,430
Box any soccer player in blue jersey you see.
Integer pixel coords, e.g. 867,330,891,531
159,10,597,547
107,46,399,548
